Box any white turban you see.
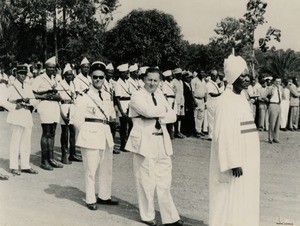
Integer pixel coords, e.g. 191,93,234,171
129,63,138,72
45,56,56,66
224,55,248,84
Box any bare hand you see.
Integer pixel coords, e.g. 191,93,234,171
232,167,243,177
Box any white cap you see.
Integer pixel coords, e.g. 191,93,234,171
117,63,129,72
265,76,273,80
163,70,172,77
172,68,182,75
193,71,198,77
224,55,248,84
45,56,56,66
129,63,138,72
210,69,218,76
139,66,149,75
63,63,73,74
106,63,114,71
80,57,90,66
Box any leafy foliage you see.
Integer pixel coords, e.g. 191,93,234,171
103,9,185,69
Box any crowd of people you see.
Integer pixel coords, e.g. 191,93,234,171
0,54,299,225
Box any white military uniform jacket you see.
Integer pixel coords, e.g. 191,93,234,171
73,72,91,95
126,87,176,157
72,85,114,150
7,80,36,128
31,73,61,123
114,78,131,116
58,79,76,125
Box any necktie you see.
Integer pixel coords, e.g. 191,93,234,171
99,90,103,101
151,93,161,129
277,86,281,104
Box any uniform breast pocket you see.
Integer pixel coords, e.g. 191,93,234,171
129,129,141,149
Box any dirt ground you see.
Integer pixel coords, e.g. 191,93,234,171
0,111,299,226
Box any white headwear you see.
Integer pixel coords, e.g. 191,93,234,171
163,70,172,77
117,63,129,72
63,63,73,74
106,63,114,71
129,63,138,72
80,57,90,66
172,68,182,75
265,76,273,81
224,55,248,84
139,66,149,75
45,56,56,66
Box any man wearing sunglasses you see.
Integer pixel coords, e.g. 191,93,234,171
72,61,118,211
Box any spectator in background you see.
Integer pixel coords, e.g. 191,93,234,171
287,77,299,131
267,77,283,143
172,68,185,139
191,70,207,138
247,77,261,121
181,71,196,137
257,78,269,131
280,79,290,131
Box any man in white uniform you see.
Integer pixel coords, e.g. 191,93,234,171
73,61,119,210
74,57,91,96
126,67,183,226
6,65,38,175
128,63,142,94
206,70,224,140
58,63,81,164
32,56,63,170
210,55,260,226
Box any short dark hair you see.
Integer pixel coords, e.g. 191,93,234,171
145,67,162,79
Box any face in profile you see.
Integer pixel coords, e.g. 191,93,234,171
143,71,160,93
91,70,105,90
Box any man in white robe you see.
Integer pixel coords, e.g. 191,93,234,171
209,55,260,226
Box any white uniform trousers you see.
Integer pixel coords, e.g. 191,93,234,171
133,136,180,224
81,147,113,204
207,103,215,139
194,98,205,133
10,125,32,169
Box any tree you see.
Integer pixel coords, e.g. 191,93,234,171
259,49,300,79
103,9,185,69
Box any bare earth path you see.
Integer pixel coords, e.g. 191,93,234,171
0,112,299,226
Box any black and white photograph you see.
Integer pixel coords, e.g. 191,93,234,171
0,0,299,225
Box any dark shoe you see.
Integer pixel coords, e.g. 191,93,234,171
174,133,185,139
120,149,129,153
141,219,157,226
163,220,184,226
61,152,72,164
259,127,264,131
273,139,280,143
268,140,273,144
21,168,38,174
86,203,97,211
68,155,82,162
11,169,21,176
97,197,119,205
40,162,53,171
113,150,121,154
48,159,64,168
0,174,9,180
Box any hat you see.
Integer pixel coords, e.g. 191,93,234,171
63,63,73,74
117,63,129,72
129,63,138,72
80,57,90,66
183,71,193,79
139,66,149,75
163,70,172,77
224,55,248,84
193,71,198,77
16,65,28,73
90,61,106,73
172,68,182,75
45,56,56,66
265,76,273,81
210,69,218,76
106,63,114,71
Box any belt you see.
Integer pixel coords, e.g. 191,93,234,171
20,105,33,111
152,132,163,136
61,100,74,104
269,102,280,104
166,95,175,98
119,97,131,101
194,96,204,100
85,118,110,125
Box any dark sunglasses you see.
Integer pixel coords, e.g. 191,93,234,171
92,75,105,80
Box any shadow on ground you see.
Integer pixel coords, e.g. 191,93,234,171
44,184,207,226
